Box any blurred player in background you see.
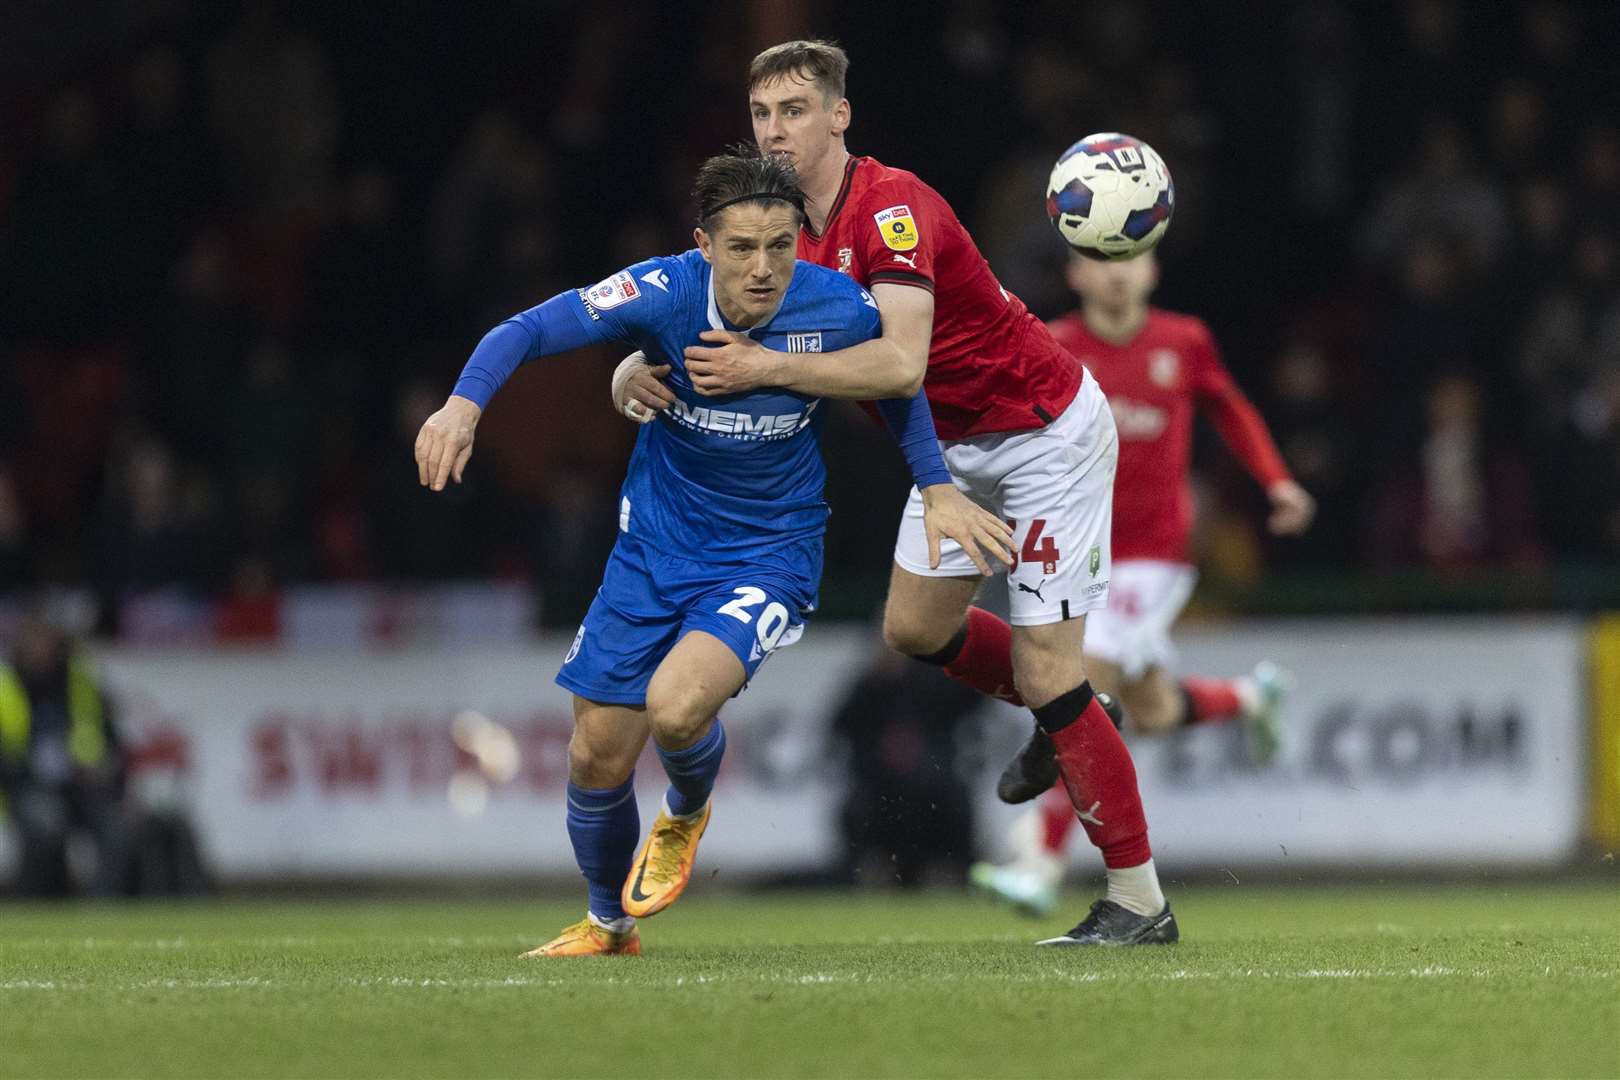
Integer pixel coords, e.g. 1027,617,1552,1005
973,249,1316,916
617,41,1178,946
415,150,1003,957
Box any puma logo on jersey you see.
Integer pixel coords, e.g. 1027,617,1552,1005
891,252,919,269
1076,800,1104,826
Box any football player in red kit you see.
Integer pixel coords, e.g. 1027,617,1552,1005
972,249,1316,917
615,40,1173,946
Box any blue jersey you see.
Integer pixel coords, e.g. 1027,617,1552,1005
456,250,888,559
592,251,880,557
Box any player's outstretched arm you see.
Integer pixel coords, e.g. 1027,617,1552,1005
684,284,933,399
1202,390,1316,534
1192,328,1315,535
419,268,663,489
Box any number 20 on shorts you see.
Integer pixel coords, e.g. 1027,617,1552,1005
1005,519,1061,576
717,586,791,650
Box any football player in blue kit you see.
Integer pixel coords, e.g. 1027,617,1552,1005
413,149,1013,956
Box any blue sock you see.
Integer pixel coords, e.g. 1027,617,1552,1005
565,776,640,922
656,719,726,817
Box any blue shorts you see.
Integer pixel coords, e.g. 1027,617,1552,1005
555,535,821,706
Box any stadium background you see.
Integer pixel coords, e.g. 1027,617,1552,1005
1,0,1617,888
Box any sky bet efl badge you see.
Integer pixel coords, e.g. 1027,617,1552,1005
873,204,918,251
581,270,640,315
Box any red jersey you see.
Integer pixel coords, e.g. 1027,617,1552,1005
798,155,1081,440
1047,308,1292,563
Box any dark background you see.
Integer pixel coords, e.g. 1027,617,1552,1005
3,0,1616,637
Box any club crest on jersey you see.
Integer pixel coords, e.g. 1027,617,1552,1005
580,270,640,315
873,204,918,251
787,332,822,353
837,247,854,274
1150,348,1180,388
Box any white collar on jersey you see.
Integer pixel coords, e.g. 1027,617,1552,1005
705,264,786,334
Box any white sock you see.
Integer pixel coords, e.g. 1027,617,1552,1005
588,912,635,934
1105,858,1166,916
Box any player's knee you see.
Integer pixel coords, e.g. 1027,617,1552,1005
567,730,637,789
645,685,713,750
881,610,953,659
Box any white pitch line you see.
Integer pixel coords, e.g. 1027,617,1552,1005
0,967,1613,993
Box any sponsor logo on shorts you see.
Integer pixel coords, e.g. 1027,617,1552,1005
873,204,918,251
1089,546,1102,577
564,625,585,664
1085,580,1109,597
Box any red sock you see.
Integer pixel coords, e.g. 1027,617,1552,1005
941,607,1024,706
1038,784,1078,854
1037,684,1152,869
1182,677,1243,724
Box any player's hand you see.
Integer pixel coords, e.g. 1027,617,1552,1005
613,351,675,423
414,395,482,492
919,483,1014,576
684,330,786,396
1266,479,1316,535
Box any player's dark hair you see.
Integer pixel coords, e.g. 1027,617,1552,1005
694,146,806,230
748,39,849,102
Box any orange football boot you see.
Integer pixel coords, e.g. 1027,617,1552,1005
521,916,641,957
621,801,712,918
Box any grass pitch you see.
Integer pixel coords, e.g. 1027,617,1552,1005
1,883,1615,1079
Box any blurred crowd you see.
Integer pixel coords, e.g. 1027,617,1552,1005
1,0,1616,637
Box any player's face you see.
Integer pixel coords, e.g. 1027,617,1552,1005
1067,251,1158,312
695,203,802,327
750,73,849,181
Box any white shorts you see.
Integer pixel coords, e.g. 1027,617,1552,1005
1082,559,1198,678
892,372,1116,626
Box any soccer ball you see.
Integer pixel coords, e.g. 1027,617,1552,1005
1046,133,1174,261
